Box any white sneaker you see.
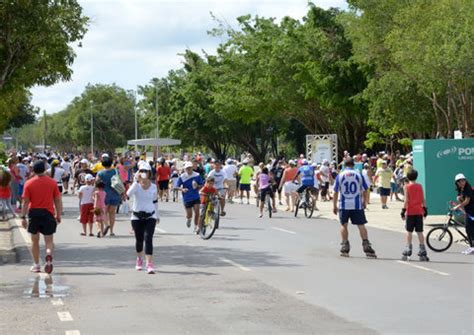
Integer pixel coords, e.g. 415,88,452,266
246,200,250,205
239,199,243,204
462,247,474,255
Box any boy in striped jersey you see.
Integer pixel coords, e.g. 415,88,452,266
333,157,377,258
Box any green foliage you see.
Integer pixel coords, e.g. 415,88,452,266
0,0,88,132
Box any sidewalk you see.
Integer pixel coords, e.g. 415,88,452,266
0,219,16,264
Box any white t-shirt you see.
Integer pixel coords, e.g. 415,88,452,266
47,167,65,184
126,182,159,220
61,161,72,176
78,185,94,205
319,165,330,183
223,164,237,181
208,169,227,189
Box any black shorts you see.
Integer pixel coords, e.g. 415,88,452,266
158,180,169,190
339,209,367,225
62,175,70,183
320,182,329,196
28,209,57,235
379,187,390,196
259,188,274,201
272,182,281,194
240,183,251,191
184,198,200,209
406,215,423,232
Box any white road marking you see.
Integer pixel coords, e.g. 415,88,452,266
51,298,64,306
219,257,251,272
272,227,297,235
156,228,167,234
65,331,81,335
57,311,74,322
396,260,450,276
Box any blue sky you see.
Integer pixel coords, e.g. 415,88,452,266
31,0,347,114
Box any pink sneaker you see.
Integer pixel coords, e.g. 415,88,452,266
30,264,40,273
146,262,155,274
135,257,143,271
44,255,53,274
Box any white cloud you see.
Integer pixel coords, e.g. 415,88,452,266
31,0,347,114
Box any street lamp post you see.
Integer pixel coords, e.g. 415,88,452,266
90,100,94,158
134,91,138,152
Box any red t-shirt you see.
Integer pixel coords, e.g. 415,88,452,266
0,186,11,199
156,165,171,182
200,185,217,204
22,175,61,215
406,182,424,216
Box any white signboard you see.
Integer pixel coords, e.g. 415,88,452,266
306,134,338,164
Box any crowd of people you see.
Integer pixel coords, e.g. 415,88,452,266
0,147,472,275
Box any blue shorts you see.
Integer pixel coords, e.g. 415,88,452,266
390,182,397,193
339,209,367,225
240,183,251,191
105,192,121,207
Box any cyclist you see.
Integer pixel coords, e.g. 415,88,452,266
199,176,218,227
208,160,228,216
453,174,473,254
177,162,204,232
256,167,276,218
292,159,318,208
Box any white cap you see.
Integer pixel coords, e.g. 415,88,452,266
138,162,152,171
101,153,109,158
455,173,466,182
80,159,89,164
288,160,295,165
184,162,193,169
382,160,388,165
226,158,233,164
312,162,318,167
85,174,94,182
243,159,249,164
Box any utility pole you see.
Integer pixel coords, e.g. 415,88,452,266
43,110,47,153
155,85,159,139
134,91,138,153
90,100,94,158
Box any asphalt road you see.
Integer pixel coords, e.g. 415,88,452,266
0,194,473,335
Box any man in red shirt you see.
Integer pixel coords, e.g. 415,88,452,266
156,158,171,202
20,160,62,274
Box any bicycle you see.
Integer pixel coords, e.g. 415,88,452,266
294,185,316,218
199,194,220,240
259,188,273,218
426,202,469,252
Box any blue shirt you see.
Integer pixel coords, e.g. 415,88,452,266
177,172,203,203
97,168,120,200
333,168,368,210
297,165,315,186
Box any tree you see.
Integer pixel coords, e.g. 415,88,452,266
0,0,88,132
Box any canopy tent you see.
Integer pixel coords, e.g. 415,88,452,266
127,138,181,146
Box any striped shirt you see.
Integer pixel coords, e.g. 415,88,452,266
333,168,368,210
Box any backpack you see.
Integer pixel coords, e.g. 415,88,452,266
111,169,125,195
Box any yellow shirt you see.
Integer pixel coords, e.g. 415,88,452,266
375,168,392,189
91,162,105,174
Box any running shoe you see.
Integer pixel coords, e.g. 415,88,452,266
146,262,155,274
30,264,40,273
103,225,110,236
186,218,191,228
135,257,143,271
461,247,474,255
44,255,53,274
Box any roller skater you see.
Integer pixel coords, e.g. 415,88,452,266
333,158,377,259
401,169,429,262
418,244,429,262
401,244,412,261
340,240,350,257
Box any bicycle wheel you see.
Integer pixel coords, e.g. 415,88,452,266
304,196,315,218
426,227,453,252
200,203,218,240
294,198,300,217
267,195,272,218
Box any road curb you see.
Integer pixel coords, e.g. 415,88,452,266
0,219,17,264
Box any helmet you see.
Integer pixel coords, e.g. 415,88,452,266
226,158,233,164
455,173,466,182
302,159,308,165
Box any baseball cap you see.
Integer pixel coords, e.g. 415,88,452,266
243,159,249,164
288,160,296,165
455,173,466,182
226,158,233,164
184,162,193,169
302,159,308,165
101,153,109,159
138,162,152,171
85,174,94,182
80,159,89,164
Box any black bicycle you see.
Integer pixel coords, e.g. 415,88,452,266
426,203,469,252
294,186,316,219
